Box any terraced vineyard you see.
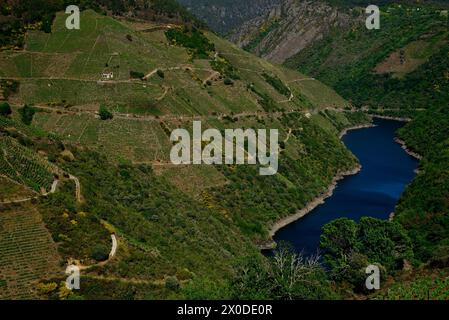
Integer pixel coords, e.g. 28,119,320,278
0,205,62,299
0,176,36,203
0,136,55,192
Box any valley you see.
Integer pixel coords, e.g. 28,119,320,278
0,0,448,302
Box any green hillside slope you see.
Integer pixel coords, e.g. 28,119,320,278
285,4,448,116
0,9,371,299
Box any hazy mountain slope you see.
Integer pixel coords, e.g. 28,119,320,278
286,4,448,115
229,0,357,64
205,0,448,64
177,0,282,35
0,9,371,299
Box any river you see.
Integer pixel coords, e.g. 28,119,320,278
273,118,419,256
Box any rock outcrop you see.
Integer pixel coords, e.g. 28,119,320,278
229,0,359,64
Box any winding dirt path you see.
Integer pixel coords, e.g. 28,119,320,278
68,174,82,203
69,234,118,271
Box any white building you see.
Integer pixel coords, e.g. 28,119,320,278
101,72,114,80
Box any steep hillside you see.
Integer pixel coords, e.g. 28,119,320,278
0,9,371,299
0,0,203,49
178,0,282,35
286,4,448,115
229,0,357,64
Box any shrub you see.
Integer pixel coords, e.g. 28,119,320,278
165,28,215,59
99,105,113,120
18,104,36,125
262,72,291,97
224,78,233,86
211,57,240,80
130,71,145,79
91,244,110,262
231,246,337,300
0,102,12,116
156,69,165,78
165,276,180,291
320,217,414,289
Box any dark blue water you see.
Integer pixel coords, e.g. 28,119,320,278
273,119,419,256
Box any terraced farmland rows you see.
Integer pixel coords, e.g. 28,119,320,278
32,112,172,163
0,206,62,299
0,137,55,192
0,176,36,203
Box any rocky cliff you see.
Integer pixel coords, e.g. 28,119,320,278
177,0,282,35
229,0,360,64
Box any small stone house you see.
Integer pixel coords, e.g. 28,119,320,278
101,72,114,80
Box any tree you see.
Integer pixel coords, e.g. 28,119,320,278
357,217,413,271
320,217,414,290
224,78,233,86
0,102,12,116
157,69,165,79
18,104,36,125
91,244,110,262
165,276,180,291
230,245,337,300
320,218,358,271
130,71,145,79
99,105,113,120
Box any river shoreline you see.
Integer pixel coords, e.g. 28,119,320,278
259,123,375,250
371,115,412,122
394,138,423,160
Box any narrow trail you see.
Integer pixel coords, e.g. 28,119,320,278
156,86,170,101
68,174,82,203
288,78,316,83
69,234,118,271
82,274,188,286
0,179,58,205
284,128,293,143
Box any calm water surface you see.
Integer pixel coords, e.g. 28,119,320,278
273,119,419,256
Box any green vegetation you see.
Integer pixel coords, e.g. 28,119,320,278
0,0,203,49
129,71,145,79
278,3,448,298
18,104,36,125
394,106,449,263
210,55,240,80
0,135,54,192
99,105,113,120
223,78,233,86
0,205,61,299
0,102,12,116
286,4,448,114
243,20,280,53
320,217,413,291
230,246,336,300
157,69,165,79
0,80,20,100
374,269,449,300
262,72,291,97
1,5,408,301
208,111,370,240
165,27,215,59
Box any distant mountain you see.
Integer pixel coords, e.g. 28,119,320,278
229,0,358,64
180,0,448,64
177,0,282,35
